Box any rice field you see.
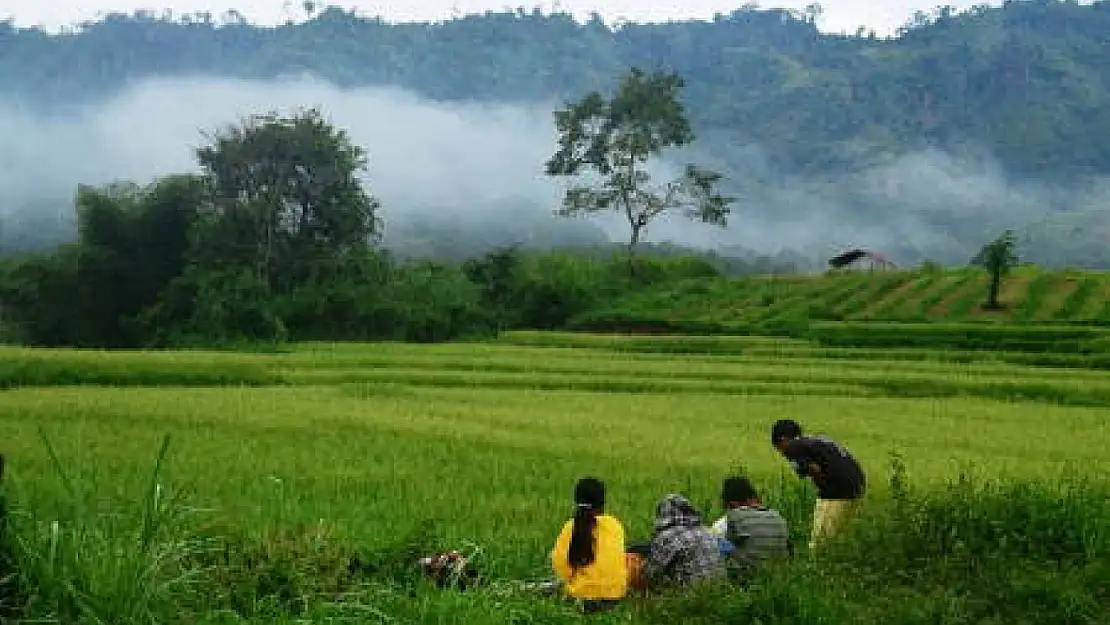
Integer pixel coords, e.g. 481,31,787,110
574,266,1110,333
1,331,1108,623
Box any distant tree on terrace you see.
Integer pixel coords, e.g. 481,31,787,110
972,229,1018,309
543,67,733,262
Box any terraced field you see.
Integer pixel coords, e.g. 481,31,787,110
574,266,1110,332
1,333,1107,623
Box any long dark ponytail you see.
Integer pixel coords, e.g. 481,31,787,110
568,477,605,569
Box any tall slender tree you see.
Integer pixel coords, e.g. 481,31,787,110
544,68,733,261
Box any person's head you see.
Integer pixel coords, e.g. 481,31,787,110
653,493,701,532
573,477,605,512
568,477,606,569
721,476,761,509
771,419,803,453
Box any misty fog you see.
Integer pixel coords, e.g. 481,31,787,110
1,75,1104,266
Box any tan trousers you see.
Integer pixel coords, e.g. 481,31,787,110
809,497,862,551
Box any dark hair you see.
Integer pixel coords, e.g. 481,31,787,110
568,477,605,569
721,476,760,503
771,419,802,444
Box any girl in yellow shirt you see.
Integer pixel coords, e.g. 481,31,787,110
551,477,629,613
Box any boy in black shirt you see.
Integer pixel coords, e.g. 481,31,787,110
771,419,865,551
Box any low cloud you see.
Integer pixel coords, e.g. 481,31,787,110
0,75,1103,267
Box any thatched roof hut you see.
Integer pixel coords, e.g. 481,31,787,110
828,248,896,271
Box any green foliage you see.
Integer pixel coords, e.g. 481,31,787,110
8,433,210,624
0,247,83,346
273,247,394,341
512,254,623,329
0,99,757,351
809,475,1110,625
137,266,289,348
973,230,1019,309
459,248,723,332
462,246,526,329
0,109,524,349
380,261,495,343
77,176,208,345
0,176,207,348
193,107,381,290
545,67,732,254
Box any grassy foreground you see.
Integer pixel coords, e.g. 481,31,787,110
0,333,1108,623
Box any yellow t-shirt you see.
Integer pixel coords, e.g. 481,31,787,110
550,514,629,600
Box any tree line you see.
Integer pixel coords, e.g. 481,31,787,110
0,68,747,348
6,2,1110,267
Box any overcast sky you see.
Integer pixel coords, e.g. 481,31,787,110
1,0,995,36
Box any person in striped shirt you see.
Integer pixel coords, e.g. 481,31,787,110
709,476,791,579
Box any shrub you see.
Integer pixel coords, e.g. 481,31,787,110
819,472,1110,625
6,435,211,624
137,266,288,349
0,248,83,347
381,261,498,342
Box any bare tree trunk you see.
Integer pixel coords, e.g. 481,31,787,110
986,271,1001,309
625,224,643,277
622,193,639,276
629,223,642,255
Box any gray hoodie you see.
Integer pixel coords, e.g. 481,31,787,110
641,494,726,587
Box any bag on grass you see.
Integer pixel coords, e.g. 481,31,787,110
418,549,482,590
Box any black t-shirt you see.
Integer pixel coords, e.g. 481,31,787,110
784,436,866,500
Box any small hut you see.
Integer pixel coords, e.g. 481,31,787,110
828,248,896,272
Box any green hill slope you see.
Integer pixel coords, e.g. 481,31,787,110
574,266,1110,333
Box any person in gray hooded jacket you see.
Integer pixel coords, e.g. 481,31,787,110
639,494,726,589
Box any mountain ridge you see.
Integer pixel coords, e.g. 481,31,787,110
2,1,1110,267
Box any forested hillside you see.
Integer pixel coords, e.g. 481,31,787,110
5,1,1110,175
3,0,1110,266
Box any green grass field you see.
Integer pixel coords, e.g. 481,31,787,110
1,333,1108,623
